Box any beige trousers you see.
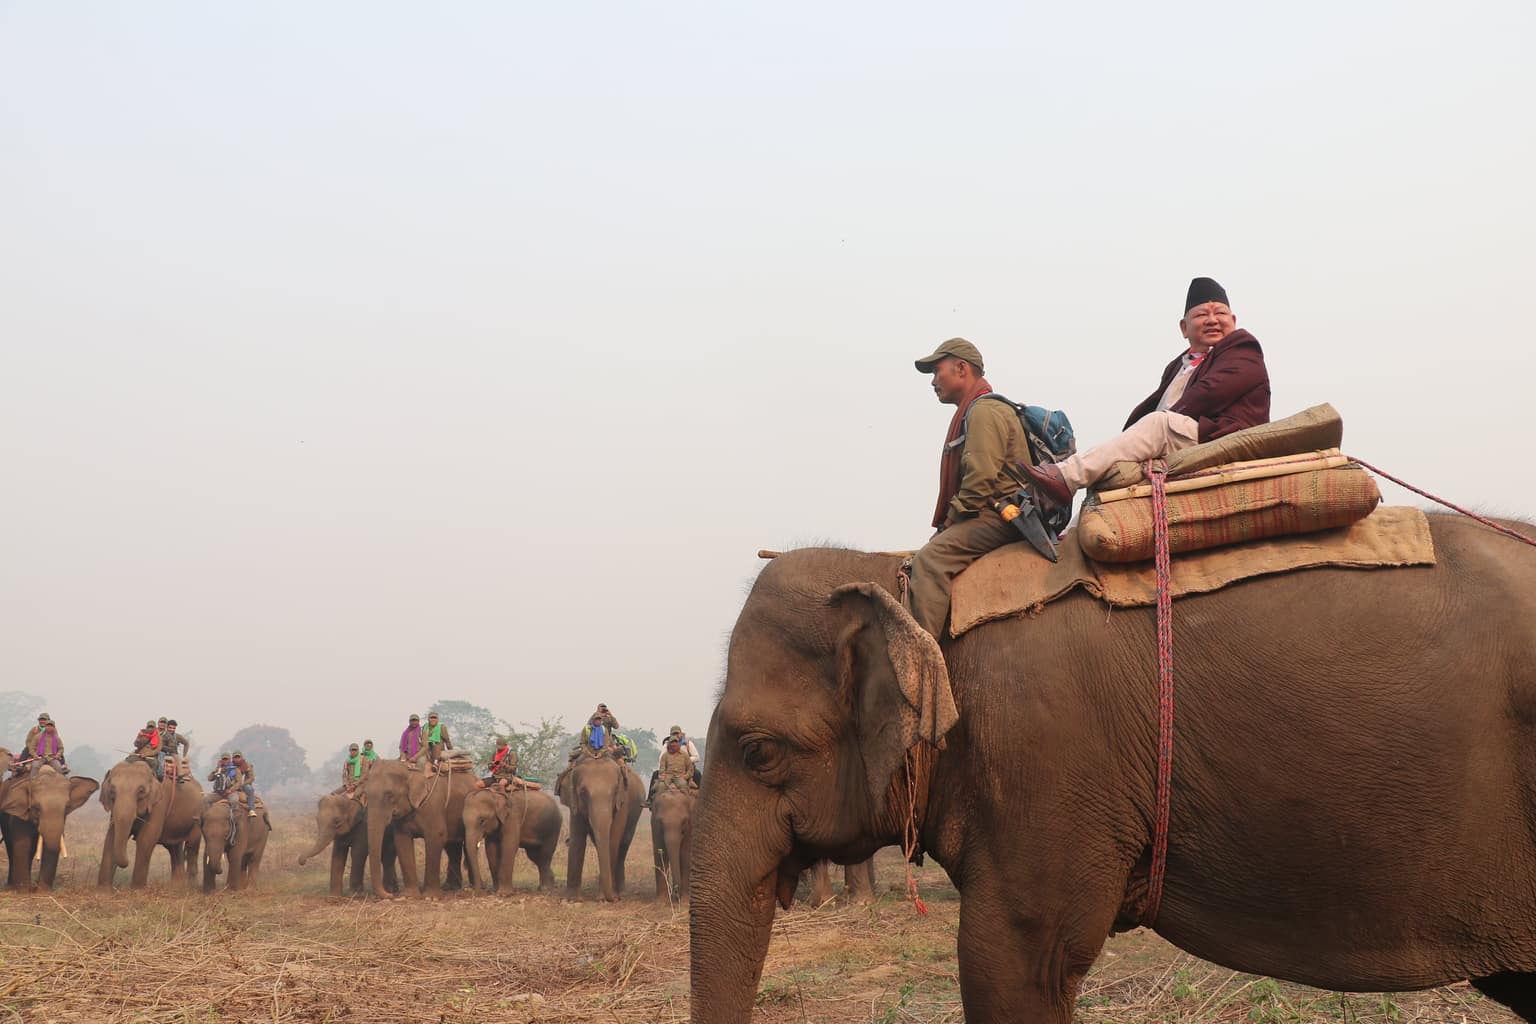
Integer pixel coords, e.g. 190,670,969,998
904,509,1019,638
1058,411,1200,492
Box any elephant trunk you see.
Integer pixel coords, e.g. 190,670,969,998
688,783,792,1023
297,831,332,867
36,809,65,887
110,796,137,869
204,838,226,892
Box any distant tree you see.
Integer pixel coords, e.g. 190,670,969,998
626,727,662,771
0,690,46,751
65,744,111,780
503,717,567,782
427,700,507,763
214,725,310,787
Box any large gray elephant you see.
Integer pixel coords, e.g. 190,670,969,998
196,794,270,892
689,517,1536,1023
461,786,562,893
297,792,399,896
361,759,475,899
97,759,203,889
0,757,99,890
557,755,644,901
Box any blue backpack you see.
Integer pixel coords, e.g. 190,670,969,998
969,394,1077,468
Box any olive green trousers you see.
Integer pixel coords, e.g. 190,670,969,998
904,508,1018,639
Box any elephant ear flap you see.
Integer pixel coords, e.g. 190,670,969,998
829,582,958,809
0,780,31,817
67,777,99,813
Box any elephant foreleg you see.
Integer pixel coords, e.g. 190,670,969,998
8,826,36,889
652,819,670,903
565,813,589,898
844,857,877,905
130,834,157,888
97,824,115,887
955,876,1115,1023
422,834,446,898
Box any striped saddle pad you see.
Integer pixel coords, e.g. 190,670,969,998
1077,451,1381,564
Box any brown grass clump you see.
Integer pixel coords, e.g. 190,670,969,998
0,800,1519,1023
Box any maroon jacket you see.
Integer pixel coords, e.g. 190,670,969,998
1123,329,1271,443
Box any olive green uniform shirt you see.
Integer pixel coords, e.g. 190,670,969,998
658,749,694,786
949,398,1029,523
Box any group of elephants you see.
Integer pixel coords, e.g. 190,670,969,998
0,752,268,893
0,745,700,903
299,755,696,904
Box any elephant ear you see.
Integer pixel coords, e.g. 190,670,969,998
67,777,99,813
828,581,959,810
0,779,33,817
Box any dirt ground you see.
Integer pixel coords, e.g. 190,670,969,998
0,801,1517,1023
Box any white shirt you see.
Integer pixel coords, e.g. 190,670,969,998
1156,350,1206,412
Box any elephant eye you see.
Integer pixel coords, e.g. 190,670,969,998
741,736,785,777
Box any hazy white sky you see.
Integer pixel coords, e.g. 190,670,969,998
4,2,1533,763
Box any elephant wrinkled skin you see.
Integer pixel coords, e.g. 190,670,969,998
97,759,203,889
461,787,562,893
0,762,98,890
361,760,475,899
196,795,270,892
689,516,1536,1023
649,787,694,904
298,792,399,897
557,756,644,901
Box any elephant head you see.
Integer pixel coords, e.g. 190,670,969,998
196,798,237,890
100,760,160,870
689,550,956,1022
0,769,98,888
299,793,362,866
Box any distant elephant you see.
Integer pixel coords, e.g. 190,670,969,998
196,794,270,892
557,755,644,901
298,792,399,896
649,786,694,904
802,857,876,907
361,759,476,899
0,761,98,890
690,521,1536,1023
461,786,562,893
97,758,204,889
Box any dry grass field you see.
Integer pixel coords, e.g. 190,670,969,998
0,800,1516,1023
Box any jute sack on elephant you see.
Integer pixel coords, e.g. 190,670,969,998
950,504,1436,636
1078,461,1382,563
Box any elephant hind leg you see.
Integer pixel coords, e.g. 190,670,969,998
1473,972,1536,1022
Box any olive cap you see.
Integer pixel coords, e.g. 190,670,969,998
348,743,359,751
914,337,984,375
409,714,420,721
232,750,244,757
